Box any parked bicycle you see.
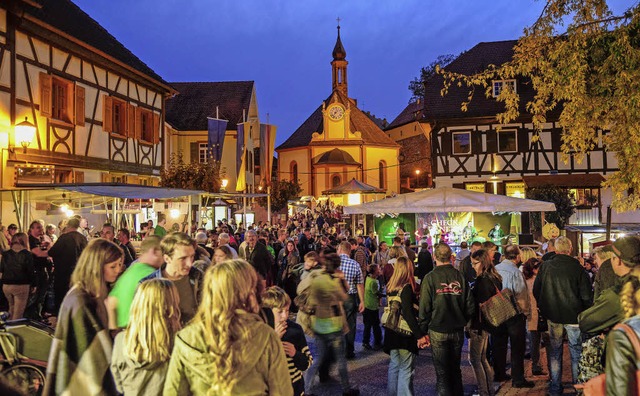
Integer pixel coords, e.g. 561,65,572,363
0,312,54,395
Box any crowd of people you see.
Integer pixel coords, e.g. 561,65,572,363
1,207,640,395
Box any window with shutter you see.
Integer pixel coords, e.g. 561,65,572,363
112,98,127,136
128,104,136,139
486,130,498,153
152,113,160,144
497,130,517,153
39,73,52,117
190,142,199,163
452,132,471,155
52,77,73,123
103,96,113,132
75,85,85,126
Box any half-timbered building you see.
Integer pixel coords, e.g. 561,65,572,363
426,40,640,230
0,0,173,223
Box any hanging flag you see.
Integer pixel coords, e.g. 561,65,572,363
236,122,246,175
235,148,247,192
259,123,277,186
207,118,228,162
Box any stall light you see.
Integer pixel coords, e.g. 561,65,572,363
347,193,361,206
221,179,229,189
169,208,181,219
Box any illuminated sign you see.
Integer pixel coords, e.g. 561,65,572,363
465,183,485,193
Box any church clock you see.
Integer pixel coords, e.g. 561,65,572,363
328,105,344,121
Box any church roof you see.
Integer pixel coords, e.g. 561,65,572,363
314,148,360,166
322,178,386,195
276,90,399,150
165,81,254,131
21,0,168,89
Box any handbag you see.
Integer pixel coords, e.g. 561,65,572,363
381,292,413,336
577,323,640,396
479,279,518,328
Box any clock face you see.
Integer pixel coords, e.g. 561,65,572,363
328,105,344,121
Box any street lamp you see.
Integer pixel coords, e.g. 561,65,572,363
14,117,36,153
415,169,421,188
221,178,229,190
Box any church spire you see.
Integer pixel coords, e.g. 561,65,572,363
331,19,348,97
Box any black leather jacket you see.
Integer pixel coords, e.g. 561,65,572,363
533,254,593,324
605,316,640,395
0,249,36,285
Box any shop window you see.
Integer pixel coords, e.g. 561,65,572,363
571,188,600,208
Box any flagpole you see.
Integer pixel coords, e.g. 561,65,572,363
267,186,271,224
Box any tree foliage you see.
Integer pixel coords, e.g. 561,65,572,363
438,1,640,211
255,179,302,212
408,54,457,102
160,152,223,193
526,184,576,230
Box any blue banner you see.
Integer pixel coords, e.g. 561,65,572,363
207,118,228,162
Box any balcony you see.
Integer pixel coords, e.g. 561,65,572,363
568,207,600,226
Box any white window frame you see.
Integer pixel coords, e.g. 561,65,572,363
452,131,472,155
198,143,209,163
498,129,518,153
492,79,517,97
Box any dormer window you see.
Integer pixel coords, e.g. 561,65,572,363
492,80,517,97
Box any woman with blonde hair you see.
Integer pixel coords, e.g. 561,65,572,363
384,256,425,395
383,245,408,284
519,247,536,265
45,238,123,396
164,259,292,395
0,233,35,319
111,279,181,396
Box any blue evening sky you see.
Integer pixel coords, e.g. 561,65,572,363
72,0,634,148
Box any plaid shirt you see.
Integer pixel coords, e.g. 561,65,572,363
339,254,363,295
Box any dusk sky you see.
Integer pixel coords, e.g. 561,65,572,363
73,0,633,148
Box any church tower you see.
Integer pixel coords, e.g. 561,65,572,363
331,23,348,97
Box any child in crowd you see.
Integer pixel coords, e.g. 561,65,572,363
363,264,383,350
300,251,320,281
111,279,182,396
261,286,313,396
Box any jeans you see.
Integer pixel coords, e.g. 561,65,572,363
363,308,382,346
469,329,494,396
492,314,526,383
429,329,464,396
547,321,582,394
305,331,350,394
528,330,549,372
344,294,358,355
387,349,416,396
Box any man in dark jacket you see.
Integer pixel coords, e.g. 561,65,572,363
459,241,482,286
48,218,88,315
241,229,273,285
418,243,475,396
579,236,640,335
533,236,593,396
297,228,314,258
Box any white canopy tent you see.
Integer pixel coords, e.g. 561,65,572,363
343,186,556,214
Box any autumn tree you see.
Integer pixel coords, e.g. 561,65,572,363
526,184,576,231
255,179,302,212
438,0,640,211
408,54,457,102
160,152,223,193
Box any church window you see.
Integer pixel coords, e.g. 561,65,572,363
332,174,341,188
379,161,386,189
452,132,471,155
290,161,298,182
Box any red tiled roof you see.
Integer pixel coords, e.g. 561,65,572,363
165,81,254,131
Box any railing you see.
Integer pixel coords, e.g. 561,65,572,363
568,207,600,225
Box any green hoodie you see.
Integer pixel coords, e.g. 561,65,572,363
163,314,293,396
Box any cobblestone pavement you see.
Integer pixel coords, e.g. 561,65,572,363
304,315,576,395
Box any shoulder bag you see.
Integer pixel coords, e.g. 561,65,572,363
479,277,518,328
381,286,413,336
